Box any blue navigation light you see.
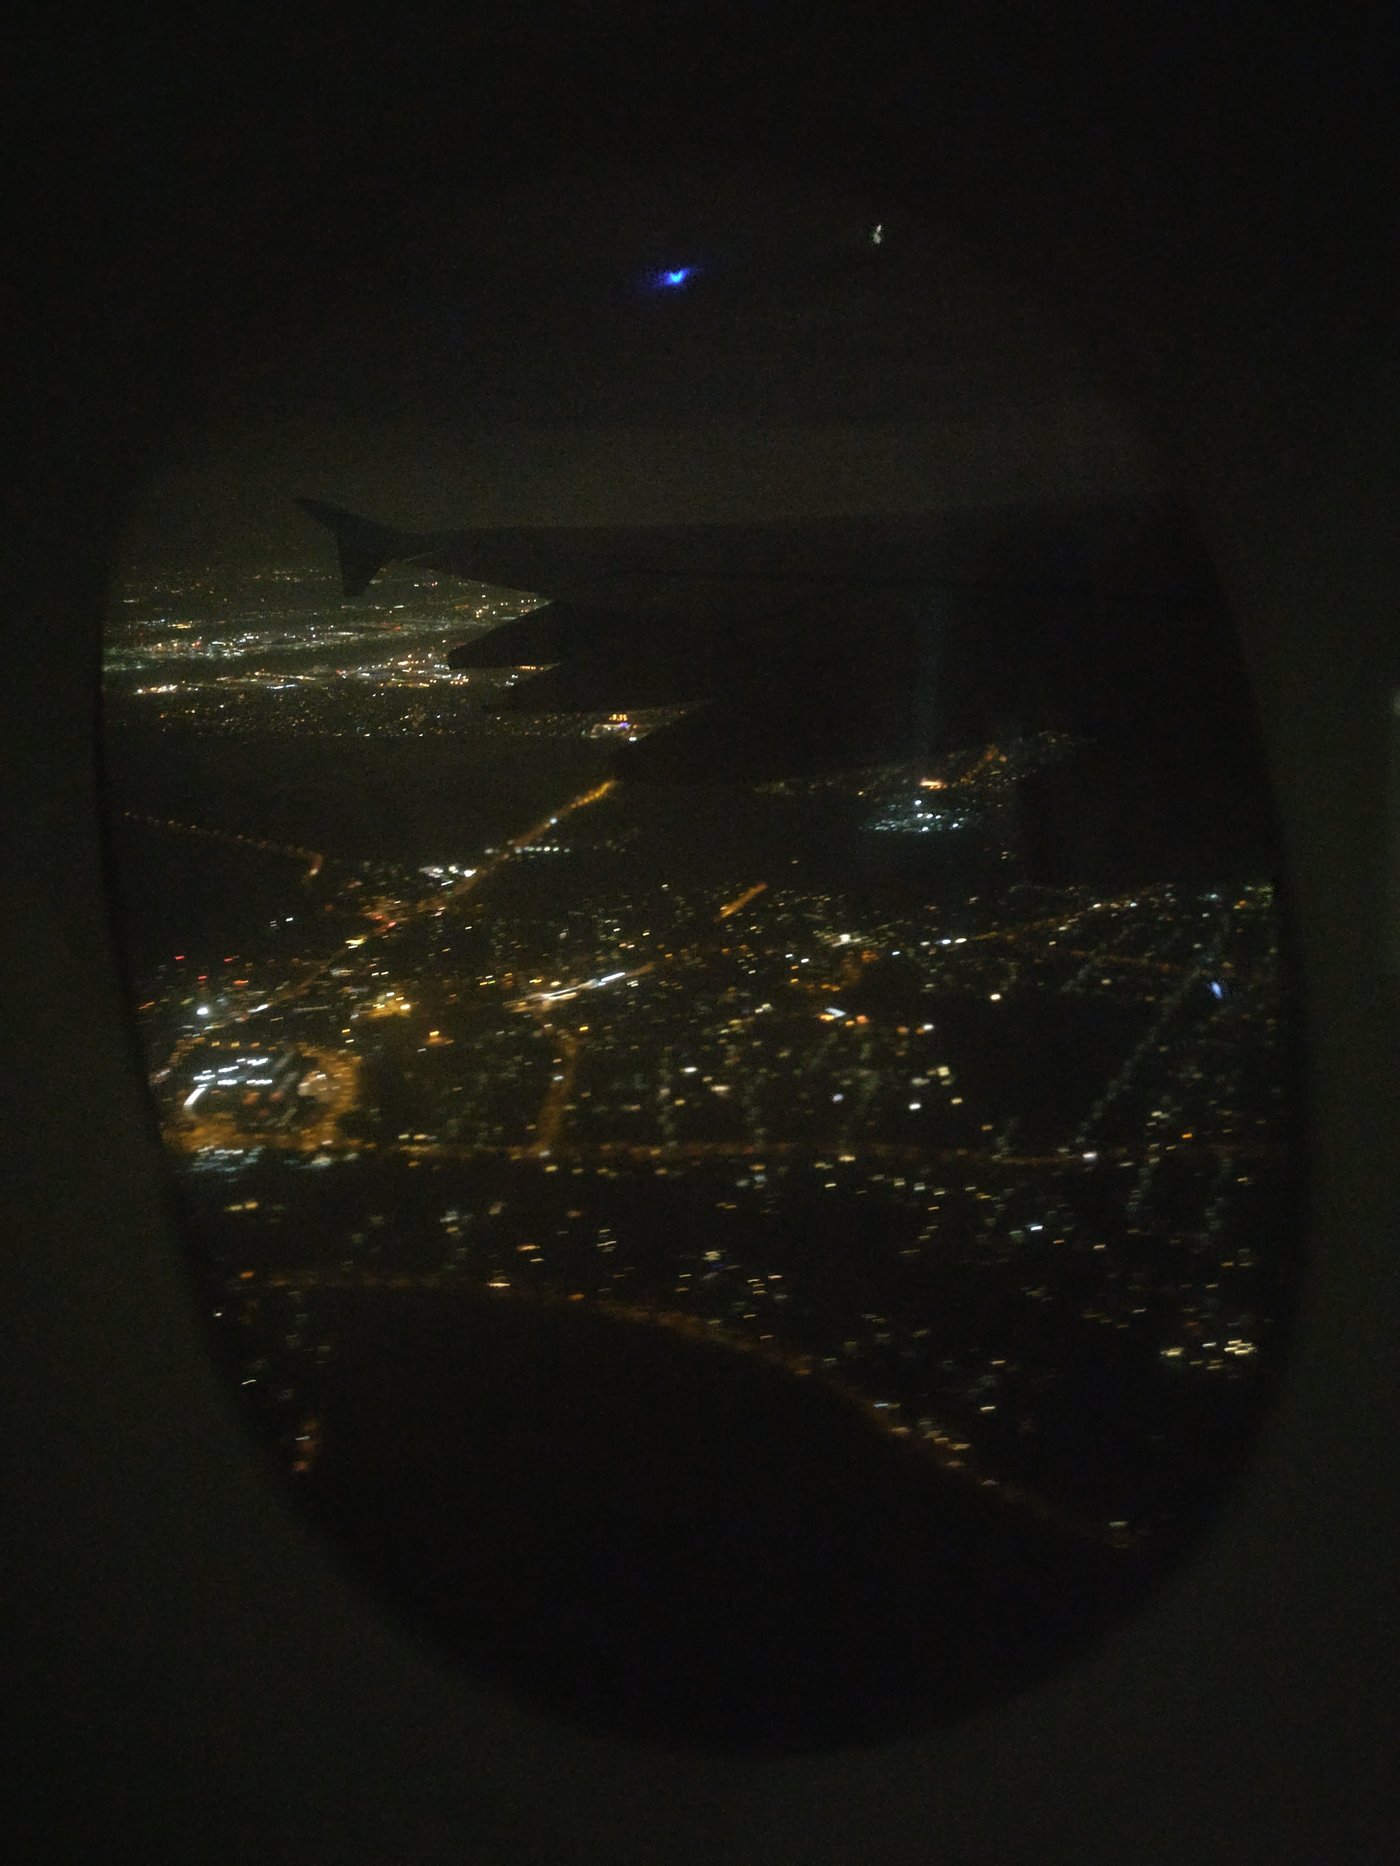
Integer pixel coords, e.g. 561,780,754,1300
1209,979,1227,1000
653,266,695,288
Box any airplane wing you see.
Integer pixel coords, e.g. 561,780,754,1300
296,499,418,598
298,495,1221,785
454,588,955,782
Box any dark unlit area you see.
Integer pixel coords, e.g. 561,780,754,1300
297,1294,1141,1750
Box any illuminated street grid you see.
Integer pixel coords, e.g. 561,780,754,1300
108,570,1294,1550
105,568,685,745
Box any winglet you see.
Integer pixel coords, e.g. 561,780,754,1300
297,498,409,596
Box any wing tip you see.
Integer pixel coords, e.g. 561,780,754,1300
297,498,404,597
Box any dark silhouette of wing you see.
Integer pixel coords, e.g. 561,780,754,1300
298,496,1218,782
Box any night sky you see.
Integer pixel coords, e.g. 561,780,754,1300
119,157,1168,567
35,5,1391,587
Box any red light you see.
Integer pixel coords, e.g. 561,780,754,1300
174,954,185,962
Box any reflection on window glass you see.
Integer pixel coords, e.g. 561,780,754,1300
101,179,1301,1751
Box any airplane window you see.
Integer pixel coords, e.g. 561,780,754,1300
99,167,1302,1751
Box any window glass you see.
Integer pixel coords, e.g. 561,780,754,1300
101,169,1302,1750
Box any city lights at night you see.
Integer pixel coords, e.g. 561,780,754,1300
93,184,1301,1749
103,549,1296,1606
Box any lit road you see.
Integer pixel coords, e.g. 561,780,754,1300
120,809,324,880
531,1026,581,1156
438,777,617,910
506,960,655,1011
718,881,768,919
202,1132,1258,1170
